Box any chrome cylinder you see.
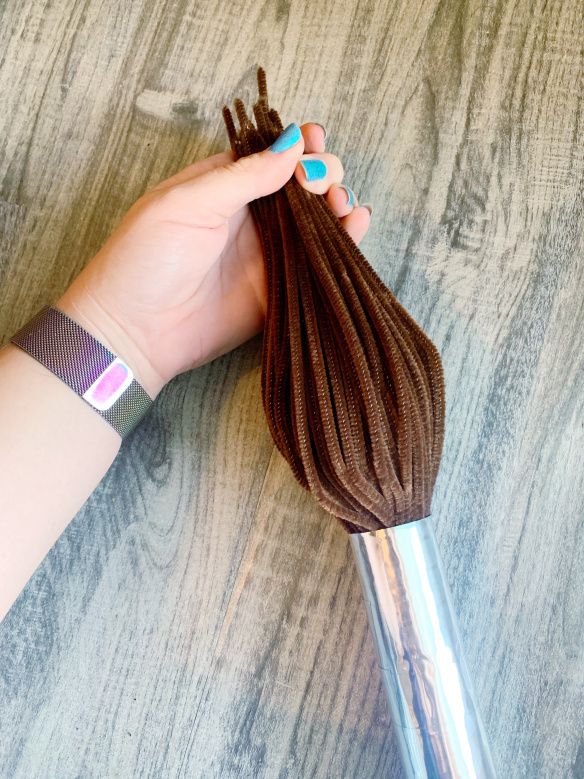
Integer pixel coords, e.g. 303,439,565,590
350,517,496,779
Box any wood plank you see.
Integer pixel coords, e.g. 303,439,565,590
1,0,583,776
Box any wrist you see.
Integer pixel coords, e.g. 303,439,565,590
56,288,165,401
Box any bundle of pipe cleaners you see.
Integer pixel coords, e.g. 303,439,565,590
222,67,445,534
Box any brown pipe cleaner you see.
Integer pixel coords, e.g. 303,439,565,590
221,68,445,534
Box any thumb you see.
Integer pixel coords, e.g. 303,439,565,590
180,123,305,222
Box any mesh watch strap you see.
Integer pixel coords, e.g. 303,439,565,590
10,305,153,438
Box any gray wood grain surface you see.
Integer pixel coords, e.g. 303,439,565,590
1,0,583,777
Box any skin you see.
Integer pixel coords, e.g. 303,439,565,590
0,122,371,621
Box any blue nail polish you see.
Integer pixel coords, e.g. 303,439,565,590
300,159,327,181
340,185,355,206
269,123,302,153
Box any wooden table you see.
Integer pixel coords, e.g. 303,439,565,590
1,1,582,777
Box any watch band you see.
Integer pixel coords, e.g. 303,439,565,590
10,304,153,438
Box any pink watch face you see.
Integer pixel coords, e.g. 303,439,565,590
82,358,134,410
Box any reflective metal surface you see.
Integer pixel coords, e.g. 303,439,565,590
350,518,496,779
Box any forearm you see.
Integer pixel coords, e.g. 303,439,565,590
0,342,120,619
0,292,163,622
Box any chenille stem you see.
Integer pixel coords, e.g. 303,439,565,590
221,68,445,533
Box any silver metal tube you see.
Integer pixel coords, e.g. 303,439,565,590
350,517,496,779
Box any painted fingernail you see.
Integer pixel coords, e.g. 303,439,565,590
362,202,373,215
300,158,327,181
313,122,327,140
340,185,356,206
269,123,302,153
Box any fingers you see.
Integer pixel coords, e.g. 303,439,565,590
327,183,359,215
298,122,373,245
324,179,374,247
154,121,326,194
300,122,326,154
148,118,373,241
339,206,372,245
296,124,337,194
294,152,344,195
168,124,306,223
152,121,324,193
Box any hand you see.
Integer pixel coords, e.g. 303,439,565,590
57,122,372,399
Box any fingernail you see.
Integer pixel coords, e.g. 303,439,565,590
313,122,327,140
339,185,356,206
299,159,327,181
362,202,373,215
269,123,302,153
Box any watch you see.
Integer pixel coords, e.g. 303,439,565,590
9,304,154,438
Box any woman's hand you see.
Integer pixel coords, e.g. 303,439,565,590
57,122,372,398
0,121,373,621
